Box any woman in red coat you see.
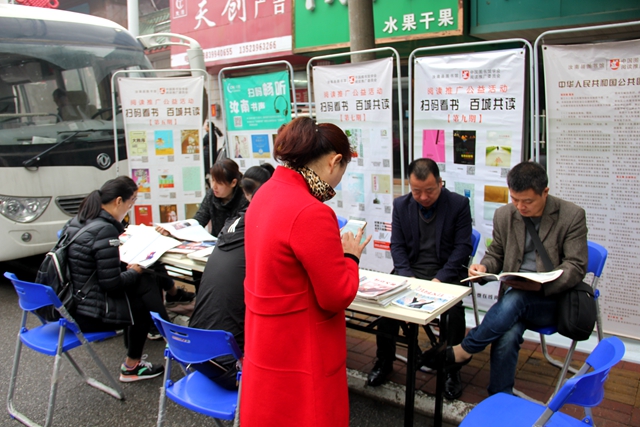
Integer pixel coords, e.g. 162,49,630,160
242,117,371,426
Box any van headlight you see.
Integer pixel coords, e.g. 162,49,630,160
0,195,50,223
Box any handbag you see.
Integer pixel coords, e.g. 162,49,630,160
524,218,597,341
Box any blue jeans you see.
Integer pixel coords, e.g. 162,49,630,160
460,288,558,395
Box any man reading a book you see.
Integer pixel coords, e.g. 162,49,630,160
432,161,588,396
367,158,473,400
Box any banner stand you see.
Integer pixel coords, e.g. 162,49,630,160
306,48,405,192
217,61,297,161
409,39,534,165
110,69,211,175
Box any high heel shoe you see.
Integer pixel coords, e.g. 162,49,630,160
421,346,472,370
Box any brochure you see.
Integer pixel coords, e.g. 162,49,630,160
119,225,181,267
392,286,455,313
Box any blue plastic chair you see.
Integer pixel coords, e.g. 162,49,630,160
151,312,243,427
337,215,348,229
4,272,124,427
460,336,625,427
524,241,609,399
467,229,482,326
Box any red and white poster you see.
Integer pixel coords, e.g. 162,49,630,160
313,58,395,273
544,39,640,340
170,0,292,68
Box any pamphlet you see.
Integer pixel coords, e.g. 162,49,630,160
119,225,181,267
460,270,563,284
155,218,216,242
392,286,455,313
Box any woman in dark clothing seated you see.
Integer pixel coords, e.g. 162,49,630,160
188,164,273,389
66,176,169,382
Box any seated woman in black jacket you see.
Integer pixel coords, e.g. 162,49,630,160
66,176,168,382
188,164,273,389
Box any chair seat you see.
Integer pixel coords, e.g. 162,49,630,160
20,322,117,356
531,325,558,335
165,370,238,420
461,393,590,427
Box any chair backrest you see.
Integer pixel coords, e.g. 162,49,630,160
471,229,481,258
587,241,607,278
151,312,243,364
4,271,62,312
547,336,625,412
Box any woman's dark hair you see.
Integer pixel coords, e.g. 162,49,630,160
241,163,273,197
77,176,138,222
210,158,242,185
507,162,548,195
273,117,352,169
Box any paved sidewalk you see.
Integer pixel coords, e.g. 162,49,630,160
346,325,640,426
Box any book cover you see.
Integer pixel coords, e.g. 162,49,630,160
453,130,476,165
168,240,216,254
356,276,408,299
392,286,455,313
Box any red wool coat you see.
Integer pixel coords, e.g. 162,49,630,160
241,166,359,427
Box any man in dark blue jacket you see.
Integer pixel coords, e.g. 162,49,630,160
367,158,472,400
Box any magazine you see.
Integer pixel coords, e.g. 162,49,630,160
119,225,181,267
392,286,455,313
354,276,410,307
460,270,563,284
155,218,216,242
167,240,216,254
187,246,216,262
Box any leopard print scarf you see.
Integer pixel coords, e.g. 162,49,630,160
288,165,336,202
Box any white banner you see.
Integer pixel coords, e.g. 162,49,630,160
544,39,640,340
118,76,205,225
313,58,394,273
414,48,527,309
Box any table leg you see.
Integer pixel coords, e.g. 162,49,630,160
434,311,449,427
404,323,418,427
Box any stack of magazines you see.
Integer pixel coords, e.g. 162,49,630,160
392,285,454,312
354,276,410,307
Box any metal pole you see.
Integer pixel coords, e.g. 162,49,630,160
127,0,139,37
348,0,376,63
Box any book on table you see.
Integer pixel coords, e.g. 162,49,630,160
354,276,410,307
392,286,455,313
155,218,216,242
186,246,216,262
167,240,216,255
460,270,563,284
119,225,181,268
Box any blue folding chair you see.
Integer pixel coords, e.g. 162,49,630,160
151,312,243,427
4,272,124,427
460,336,625,427
467,229,482,326
523,240,609,399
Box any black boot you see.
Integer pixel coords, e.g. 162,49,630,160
367,359,394,387
443,370,463,400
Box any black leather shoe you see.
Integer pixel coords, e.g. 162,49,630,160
443,370,463,400
367,359,394,387
422,346,472,370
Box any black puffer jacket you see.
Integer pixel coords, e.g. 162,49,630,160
65,210,137,324
193,186,248,236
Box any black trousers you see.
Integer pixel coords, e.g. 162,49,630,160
74,272,169,360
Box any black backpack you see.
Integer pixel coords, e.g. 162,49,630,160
34,220,104,321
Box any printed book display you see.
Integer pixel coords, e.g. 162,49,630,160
119,225,180,267
392,286,455,313
460,270,563,284
155,218,216,242
355,276,410,307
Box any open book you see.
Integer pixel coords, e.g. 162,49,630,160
119,225,180,267
155,219,216,242
460,270,563,284
392,286,455,313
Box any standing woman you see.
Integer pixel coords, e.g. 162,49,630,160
242,117,371,426
65,176,167,382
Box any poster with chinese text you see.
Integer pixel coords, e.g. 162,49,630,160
223,70,291,172
119,76,205,225
544,40,640,340
414,49,526,310
313,57,394,273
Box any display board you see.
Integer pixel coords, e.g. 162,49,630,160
544,39,640,340
313,57,395,273
118,76,205,225
223,70,291,172
413,48,527,309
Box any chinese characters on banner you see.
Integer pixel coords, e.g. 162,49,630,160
223,70,291,171
414,49,526,310
313,58,394,273
544,39,640,340
118,76,205,226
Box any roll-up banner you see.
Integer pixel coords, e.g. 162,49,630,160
313,57,395,273
544,39,640,340
413,48,527,310
223,70,291,172
118,76,205,225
